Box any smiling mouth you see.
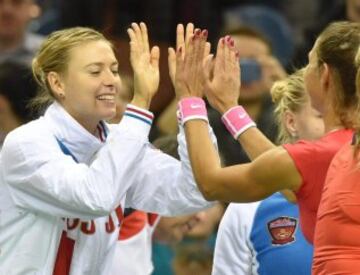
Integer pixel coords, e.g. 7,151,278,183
96,94,115,102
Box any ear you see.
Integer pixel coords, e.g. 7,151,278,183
283,110,298,137
319,63,330,94
47,72,66,99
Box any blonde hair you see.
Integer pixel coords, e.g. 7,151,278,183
31,27,113,111
271,69,307,144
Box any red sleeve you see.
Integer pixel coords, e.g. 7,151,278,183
283,140,326,201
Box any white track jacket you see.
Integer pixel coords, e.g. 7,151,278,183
0,102,214,274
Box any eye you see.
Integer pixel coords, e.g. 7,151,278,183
90,71,101,76
111,68,119,75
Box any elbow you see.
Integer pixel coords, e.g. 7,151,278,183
194,173,221,201
201,189,218,201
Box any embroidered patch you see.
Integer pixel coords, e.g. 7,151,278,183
267,216,297,245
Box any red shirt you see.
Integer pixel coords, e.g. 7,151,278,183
283,129,353,243
313,142,360,274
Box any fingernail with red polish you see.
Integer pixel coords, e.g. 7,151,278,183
230,39,234,47
202,30,208,37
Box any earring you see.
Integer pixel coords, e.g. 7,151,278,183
59,93,65,98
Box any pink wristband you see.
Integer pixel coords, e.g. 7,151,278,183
178,97,208,125
221,106,256,139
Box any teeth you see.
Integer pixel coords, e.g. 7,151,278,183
97,95,115,100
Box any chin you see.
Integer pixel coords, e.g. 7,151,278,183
100,110,116,121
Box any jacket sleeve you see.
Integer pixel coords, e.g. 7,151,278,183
1,112,151,220
124,124,217,216
212,203,257,275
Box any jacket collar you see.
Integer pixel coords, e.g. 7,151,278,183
44,102,108,163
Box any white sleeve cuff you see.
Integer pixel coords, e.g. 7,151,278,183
118,104,154,139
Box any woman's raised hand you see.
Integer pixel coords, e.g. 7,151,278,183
127,22,160,109
169,23,210,99
203,36,241,114
172,25,209,99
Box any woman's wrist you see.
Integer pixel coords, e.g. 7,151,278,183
178,97,208,126
218,102,238,115
221,105,256,139
131,94,151,110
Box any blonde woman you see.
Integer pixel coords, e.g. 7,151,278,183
0,23,214,274
213,69,322,275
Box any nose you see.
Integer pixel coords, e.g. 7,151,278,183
102,69,118,87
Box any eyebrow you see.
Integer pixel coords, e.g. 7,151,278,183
85,62,118,68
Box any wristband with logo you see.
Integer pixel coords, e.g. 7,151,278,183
178,97,208,126
221,106,256,139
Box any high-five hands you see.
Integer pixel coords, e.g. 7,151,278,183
127,22,160,109
203,36,241,114
169,23,210,99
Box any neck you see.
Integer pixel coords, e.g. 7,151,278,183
322,104,344,133
76,117,99,136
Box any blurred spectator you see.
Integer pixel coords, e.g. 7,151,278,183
296,0,360,66
29,0,61,35
0,0,44,65
171,203,225,275
153,200,225,275
222,5,295,67
208,26,283,166
0,61,38,147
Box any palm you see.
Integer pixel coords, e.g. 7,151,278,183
128,22,160,102
204,38,240,113
132,51,160,99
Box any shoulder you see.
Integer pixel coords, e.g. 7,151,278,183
2,117,56,158
223,202,261,227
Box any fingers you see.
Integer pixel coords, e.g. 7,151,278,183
184,33,196,75
139,22,150,53
168,47,176,84
129,22,151,54
203,54,214,87
176,24,185,51
213,37,225,76
150,46,160,68
131,22,142,46
204,42,211,58
194,29,207,84
185,23,194,49
176,45,184,79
